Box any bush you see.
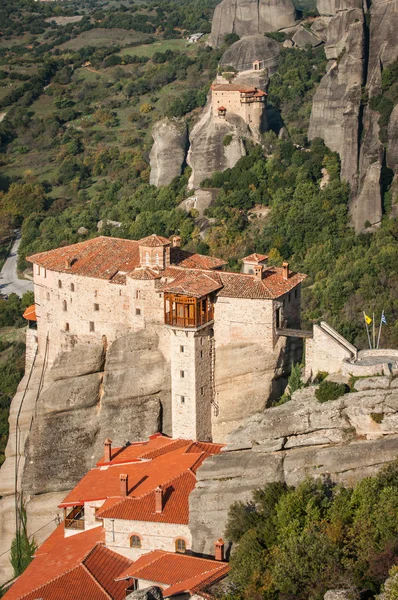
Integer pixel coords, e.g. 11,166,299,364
315,380,347,403
223,134,233,146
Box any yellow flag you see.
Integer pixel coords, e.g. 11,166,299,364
364,313,372,325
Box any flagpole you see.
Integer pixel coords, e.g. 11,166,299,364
377,312,383,349
373,312,375,350
364,312,372,349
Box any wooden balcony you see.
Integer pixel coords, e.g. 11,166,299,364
164,293,214,329
64,506,85,530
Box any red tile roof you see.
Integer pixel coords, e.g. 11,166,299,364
96,471,196,523
59,435,223,526
27,236,226,281
161,271,222,298
116,551,229,597
3,525,133,600
139,234,171,247
242,253,268,263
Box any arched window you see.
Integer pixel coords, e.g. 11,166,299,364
130,535,141,548
63,300,67,312
145,252,150,266
175,538,186,553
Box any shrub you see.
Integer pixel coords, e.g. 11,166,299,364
314,370,328,383
315,380,347,403
371,412,384,424
223,134,233,146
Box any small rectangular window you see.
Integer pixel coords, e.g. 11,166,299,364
89,321,95,332
65,323,70,332
200,386,204,396
58,280,62,289
200,350,203,359
70,283,74,292
36,265,40,275
135,290,140,300
180,396,185,404
180,345,184,353
46,292,50,301
94,303,99,311
200,337,204,346
136,308,141,315
43,268,46,278
180,370,185,378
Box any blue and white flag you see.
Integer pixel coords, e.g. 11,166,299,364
381,311,387,325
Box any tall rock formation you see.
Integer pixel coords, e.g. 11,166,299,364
220,35,280,73
189,379,398,555
309,0,398,232
209,0,296,48
149,118,188,187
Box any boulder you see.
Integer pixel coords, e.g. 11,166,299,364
220,35,280,73
292,26,323,48
209,0,297,48
317,0,337,16
353,376,391,391
77,226,88,235
149,118,188,187
324,590,359,600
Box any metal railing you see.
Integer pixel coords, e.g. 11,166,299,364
165,309,214,329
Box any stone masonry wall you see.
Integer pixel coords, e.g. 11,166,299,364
103,517,192,560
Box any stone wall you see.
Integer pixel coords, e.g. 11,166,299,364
103,517,192,560
305,322,357,378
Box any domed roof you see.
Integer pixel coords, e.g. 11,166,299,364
220,35,280,73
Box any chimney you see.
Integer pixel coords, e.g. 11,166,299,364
172,235,181,248
120,473,128,497
282,262,289,280
104,438,112,463
155,485,163,513
253,265,263,280
215,538,225,561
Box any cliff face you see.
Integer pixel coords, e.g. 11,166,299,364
189,379,398,555
149,118,188,187
0,332,171,583
309,0,398,232
209,0,297,48
220,35,280,73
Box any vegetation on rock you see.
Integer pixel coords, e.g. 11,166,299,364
315,380,347,403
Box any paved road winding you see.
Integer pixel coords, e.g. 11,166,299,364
0,236,33,297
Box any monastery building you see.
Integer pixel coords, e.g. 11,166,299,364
26,234,306,442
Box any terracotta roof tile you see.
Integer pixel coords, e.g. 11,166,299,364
84,544,132,600
27,236,225,280
60,436,222,509
117,551,229,597
170,248,227,270
129,267,161,280
160,271,222,298
96,471,196,523
138,234,171,247
242,253,268,263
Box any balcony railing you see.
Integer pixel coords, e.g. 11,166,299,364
165,309,214,329
65,506,85,530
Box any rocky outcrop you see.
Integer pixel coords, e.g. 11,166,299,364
189,380,398,555
308,0,364,191
292,26,323,48
220,35,280,73
149,118,188,187
187,103,247,189
209,0,296,48
309,0,398,231
0,332,171,584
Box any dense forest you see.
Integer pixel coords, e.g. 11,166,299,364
222,461,398,600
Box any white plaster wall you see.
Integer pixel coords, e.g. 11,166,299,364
305,324,353,378
103,517,192,559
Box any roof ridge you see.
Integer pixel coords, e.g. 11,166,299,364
81,561,113,600
131,551,166,578
13,564,84,600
